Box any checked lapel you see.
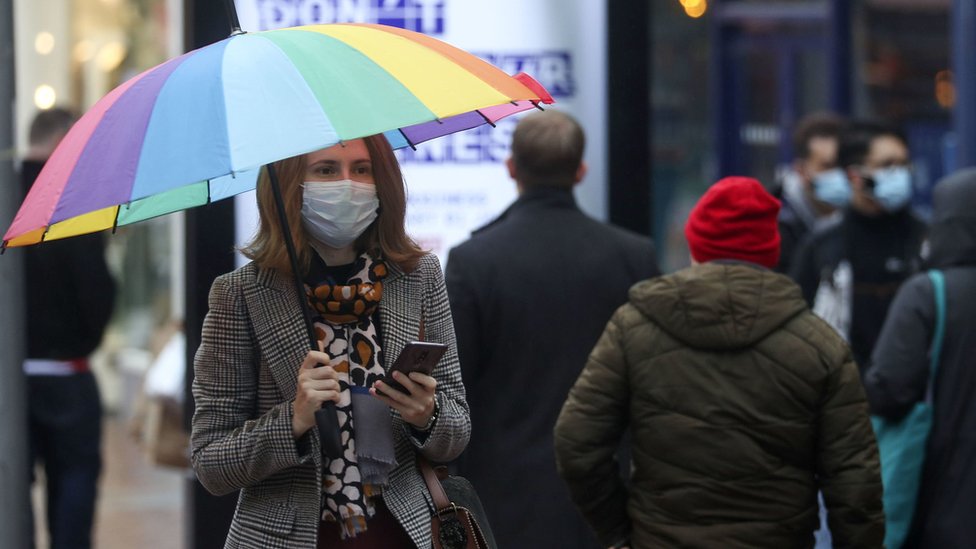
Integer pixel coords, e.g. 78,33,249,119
243,266,309,402
377,262,422,372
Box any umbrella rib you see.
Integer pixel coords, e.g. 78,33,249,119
475,110,496,128
398,129,417,151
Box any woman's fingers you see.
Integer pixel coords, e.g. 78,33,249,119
372,371,436,426
299,377,340,393
292,357,342,438
301,350,334,370
373,378,412,404
407,372,437,392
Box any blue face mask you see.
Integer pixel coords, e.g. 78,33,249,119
812,168,851,207
870,166,913,212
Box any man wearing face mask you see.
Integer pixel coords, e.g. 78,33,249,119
777,112,847,275
790,121,927,370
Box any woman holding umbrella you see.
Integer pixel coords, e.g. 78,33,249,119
190,135,470,548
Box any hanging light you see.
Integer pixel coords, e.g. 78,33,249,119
35,32,55,55
683,0,708,18
34,85,57,110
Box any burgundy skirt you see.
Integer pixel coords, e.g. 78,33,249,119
317,498,415,549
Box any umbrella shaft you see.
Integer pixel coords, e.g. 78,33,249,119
266,164,317,349
266,163,344,459
222,0,243,35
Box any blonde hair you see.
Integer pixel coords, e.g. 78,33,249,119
241,135,425,274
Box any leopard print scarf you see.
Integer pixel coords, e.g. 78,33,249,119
305,253,394,538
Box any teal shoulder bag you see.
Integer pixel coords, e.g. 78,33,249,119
870,270,946,549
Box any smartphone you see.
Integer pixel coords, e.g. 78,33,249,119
381,341,448,394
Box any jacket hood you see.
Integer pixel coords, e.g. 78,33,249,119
630,262,807,350
927,168,976,268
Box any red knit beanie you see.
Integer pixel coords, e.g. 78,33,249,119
684,176,782,269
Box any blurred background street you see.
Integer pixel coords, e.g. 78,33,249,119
4,0,976,547
31,418,184,549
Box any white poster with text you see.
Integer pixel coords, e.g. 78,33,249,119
234,0,607,267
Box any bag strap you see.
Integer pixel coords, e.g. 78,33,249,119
926,269,947,389
416,302,450,509
419,455,452,511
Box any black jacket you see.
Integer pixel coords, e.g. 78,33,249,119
445,186,659,549
789,207,926,367
20,160,116,360
864,168,976,548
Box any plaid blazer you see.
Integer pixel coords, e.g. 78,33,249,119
191,253,471,548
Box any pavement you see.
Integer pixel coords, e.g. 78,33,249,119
32,416,185,548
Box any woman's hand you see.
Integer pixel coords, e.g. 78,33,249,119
371,371,437,429
291,350,341,439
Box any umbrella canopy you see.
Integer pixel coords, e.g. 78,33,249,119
4,23,553,247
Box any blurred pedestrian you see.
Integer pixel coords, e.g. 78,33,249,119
777,112,847,275
190,135,470,548
445,110,659,549
790,120,927,369
22,107,117,549
864,168,976,548
555,177,884,549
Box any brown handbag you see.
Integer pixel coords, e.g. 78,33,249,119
419,456,495,549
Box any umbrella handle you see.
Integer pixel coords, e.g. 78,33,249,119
265,162,344,459
315,404,344,458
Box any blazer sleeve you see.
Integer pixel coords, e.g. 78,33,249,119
408,254,472,462
863,274,934,419
190,273,312,497
554,311,632,547
816,339,885,548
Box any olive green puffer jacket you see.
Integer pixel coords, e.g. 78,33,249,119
554,262,884,549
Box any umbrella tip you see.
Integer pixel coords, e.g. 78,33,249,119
0,241,6,254
229,28,247,37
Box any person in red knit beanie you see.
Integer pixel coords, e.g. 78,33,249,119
555,175,883,549
685,176,782,269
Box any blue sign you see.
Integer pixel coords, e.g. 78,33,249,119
477,51,576,98
398,119,516,165
254,0,446,33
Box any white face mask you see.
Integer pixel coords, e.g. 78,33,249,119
812,168,851,207
301,179,379,248
870,166,913,212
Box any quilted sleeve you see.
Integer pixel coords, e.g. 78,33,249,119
554,310,632,547
817,341,885,548
190,273,313,496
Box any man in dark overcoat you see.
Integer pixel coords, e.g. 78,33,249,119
445,110,659,549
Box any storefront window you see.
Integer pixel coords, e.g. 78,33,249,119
651,1,711,271
14,0,182,413
855,1,950,213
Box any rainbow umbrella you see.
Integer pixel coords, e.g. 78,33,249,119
4,19,553,459
3,23,553,248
